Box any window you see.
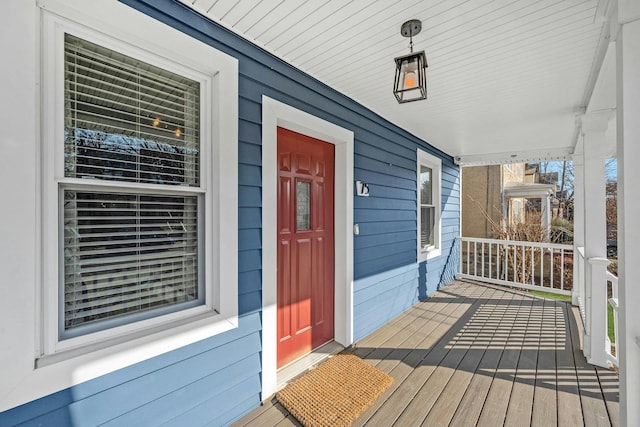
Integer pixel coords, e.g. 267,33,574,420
296,181,311,230
61,34,203,339
417,149,441,261
42,9,238,358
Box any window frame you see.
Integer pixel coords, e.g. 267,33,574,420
417,148,442,262
59,32,207,342
40,6,238,361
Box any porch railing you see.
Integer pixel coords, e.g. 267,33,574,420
574,247,587,319
606,271,619,366
568,246,618,368
457,238,618,368
457,237,573,296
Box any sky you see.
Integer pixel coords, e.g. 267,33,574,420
539,158,617,190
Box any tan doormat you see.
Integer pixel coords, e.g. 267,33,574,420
276,353,393,427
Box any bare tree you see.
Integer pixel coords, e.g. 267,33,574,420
606,180,617,240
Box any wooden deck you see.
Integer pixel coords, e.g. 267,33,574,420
233,281,619,427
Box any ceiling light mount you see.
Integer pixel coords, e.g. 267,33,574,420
400,19,422,49
394,19,428,103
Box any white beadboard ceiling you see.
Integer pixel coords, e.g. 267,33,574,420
180,0,609,162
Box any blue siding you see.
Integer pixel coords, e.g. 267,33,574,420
1,313,262,426
352,130,460,338
0,0,459,425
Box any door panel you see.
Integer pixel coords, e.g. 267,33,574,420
277,127,335,368
278,240,291,342
296,237,312,331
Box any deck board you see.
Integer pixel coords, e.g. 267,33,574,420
597,366,620,427
503,295,544,427
530,298,559,427
241,401,289,427
555,300,585,426
421,288,517,427
567,306,614,427
449,288,524,426
476,292,533,427
232,281,619,427
389,286,499,426
355,283,496,426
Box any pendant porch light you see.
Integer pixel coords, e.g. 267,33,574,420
393,19,428,103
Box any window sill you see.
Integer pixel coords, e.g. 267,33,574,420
419,248,441,263
36,310,237,371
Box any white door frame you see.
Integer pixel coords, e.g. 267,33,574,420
261,96,354,399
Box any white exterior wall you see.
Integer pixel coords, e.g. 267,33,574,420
0,0,40,409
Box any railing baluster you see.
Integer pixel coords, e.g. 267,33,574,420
474,241,477,277
496,243,500,279
459,238,463,275
550,248,554,289
489,243,493,279
540,247,544,288
560,248,565,290
504,243,508,282
531,246,535,285
513,245,516,283
481,243,485,278
521,245,525,284
496,243,499,279
466,240,470,275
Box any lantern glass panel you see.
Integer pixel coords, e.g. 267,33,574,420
393,51,428,103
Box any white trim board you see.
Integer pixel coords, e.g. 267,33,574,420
455,147,573,166
261,96,354,400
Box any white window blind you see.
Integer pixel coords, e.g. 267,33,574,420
64,33,200,186
61,34,203,339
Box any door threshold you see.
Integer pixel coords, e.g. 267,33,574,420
276,341,343,390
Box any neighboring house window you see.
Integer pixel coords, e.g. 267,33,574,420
417,149,442,261
42,11,238,358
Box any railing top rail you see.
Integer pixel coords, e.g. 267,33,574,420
606,271,618,282
457,236,573,251
577,246,585,257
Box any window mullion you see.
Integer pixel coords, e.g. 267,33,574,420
57,177,205,196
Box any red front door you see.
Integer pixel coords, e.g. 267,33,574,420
277,127,335,368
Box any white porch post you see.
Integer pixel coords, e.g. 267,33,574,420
572,152,585,306
580,111,611,368
616,3,640,425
